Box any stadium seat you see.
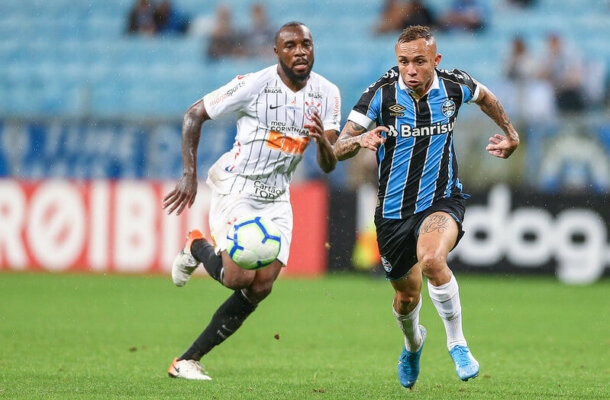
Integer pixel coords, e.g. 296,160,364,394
0,0,608,119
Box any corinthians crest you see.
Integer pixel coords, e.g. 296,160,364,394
305,100,321,121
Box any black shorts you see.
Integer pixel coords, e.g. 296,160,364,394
375,196,466,281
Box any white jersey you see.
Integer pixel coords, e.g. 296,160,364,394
203,65,341,201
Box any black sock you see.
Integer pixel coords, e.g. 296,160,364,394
191,239,224,283
179,290,257,361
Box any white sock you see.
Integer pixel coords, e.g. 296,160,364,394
428,275,467,350
393,295,423,352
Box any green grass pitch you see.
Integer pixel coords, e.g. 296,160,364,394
0,271,608,399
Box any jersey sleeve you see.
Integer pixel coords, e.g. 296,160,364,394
348,67,397,130
446,68,480,103
348,87,384,130
202,73,256,120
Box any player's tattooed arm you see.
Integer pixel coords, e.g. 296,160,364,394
181,99,211,176
477,91,516,139
334,121,387,161
163,99,211,215
334,121,367,160
181,115,202,177
475,84,520,159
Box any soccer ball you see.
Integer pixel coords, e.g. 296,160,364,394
226,216,281,270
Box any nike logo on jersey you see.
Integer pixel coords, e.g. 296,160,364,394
269,104,283,110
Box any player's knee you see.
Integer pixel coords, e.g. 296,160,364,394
222,269,255,290
394,291,420,314
419,251,447,276
395,291,419,306
245,279,274,303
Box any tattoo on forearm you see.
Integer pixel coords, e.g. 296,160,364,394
474,88,519,157
420,215,449,234
334,121,367,160
480,99,520,147
481,97,511,131
181,116,203,173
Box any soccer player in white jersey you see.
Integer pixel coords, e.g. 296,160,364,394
162,21,341,380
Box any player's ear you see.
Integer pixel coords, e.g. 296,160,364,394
434,53,442,67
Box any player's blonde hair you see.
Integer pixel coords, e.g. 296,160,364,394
397,25,434,46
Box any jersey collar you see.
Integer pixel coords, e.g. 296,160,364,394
398,70,440,99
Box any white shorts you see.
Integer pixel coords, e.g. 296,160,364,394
208,191,293,266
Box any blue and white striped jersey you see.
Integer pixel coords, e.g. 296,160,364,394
347,66,479,219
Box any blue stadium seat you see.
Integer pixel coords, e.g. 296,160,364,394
0,0,608,119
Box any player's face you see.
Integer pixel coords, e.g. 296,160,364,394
395,37,441,97
275,25,315,88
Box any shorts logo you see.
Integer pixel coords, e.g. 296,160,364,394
381,256,392,273
253,180,283,199
441,100,456,117
388,104,406,117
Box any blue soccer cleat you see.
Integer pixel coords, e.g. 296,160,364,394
449,345,480,381
397,325,427,389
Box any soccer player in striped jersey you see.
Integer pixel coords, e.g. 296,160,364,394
334,25,519,389
163,22,341,380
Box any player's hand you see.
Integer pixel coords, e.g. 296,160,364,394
486,133,519,159
304,111,325,143
359,126,387,151
162,174,198,215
